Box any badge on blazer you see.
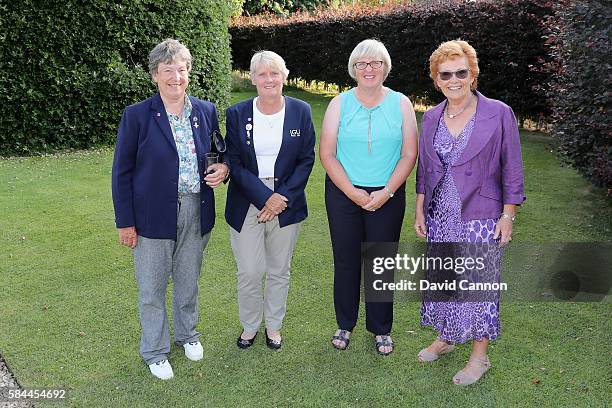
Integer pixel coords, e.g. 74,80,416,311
245,123,252,145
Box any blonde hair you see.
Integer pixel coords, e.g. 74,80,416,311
249,50,289,80
347,39,392,80
429,40,479,91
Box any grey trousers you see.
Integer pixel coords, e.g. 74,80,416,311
230,180,301,332
133,193,210,365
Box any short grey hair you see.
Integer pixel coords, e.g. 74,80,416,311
148,39,192,76
249,50,289,80
347,39,392,80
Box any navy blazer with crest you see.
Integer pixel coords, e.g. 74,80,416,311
112,93,219,240
224,96,316,233
415,91,525,221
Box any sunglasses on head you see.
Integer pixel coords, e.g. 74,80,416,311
210,130,226,153
438,69,470,81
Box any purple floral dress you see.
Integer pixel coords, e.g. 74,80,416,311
420,115,501,344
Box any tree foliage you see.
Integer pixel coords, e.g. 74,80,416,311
0,0,232,155
231,0,553,118
242,0,329,15
546,0,611,188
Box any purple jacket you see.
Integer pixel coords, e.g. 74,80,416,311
415,91,525,220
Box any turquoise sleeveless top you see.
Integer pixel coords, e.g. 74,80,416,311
337,88,403,187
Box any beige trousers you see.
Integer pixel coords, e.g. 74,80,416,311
230,183,301,332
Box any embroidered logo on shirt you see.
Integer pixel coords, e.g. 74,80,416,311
290,129,301,137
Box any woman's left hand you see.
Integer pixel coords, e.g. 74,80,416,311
361,189,390,212
494,217,513,247
204,163,229,188
257,206,276,223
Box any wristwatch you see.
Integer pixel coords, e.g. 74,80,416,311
384,186,394,198
500,213,516,222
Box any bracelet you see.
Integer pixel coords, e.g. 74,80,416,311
383,186,394,198
500,213,516,222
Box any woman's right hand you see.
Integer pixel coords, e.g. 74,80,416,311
348,187,372,207
414,211,427,239
264,192,288,215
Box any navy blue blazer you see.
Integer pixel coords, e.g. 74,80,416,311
225,96,316,232
112,93,219,240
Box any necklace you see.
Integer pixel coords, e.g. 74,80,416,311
256,97,283,128
446,95,474,119
355,88,386,154
261,115,276,128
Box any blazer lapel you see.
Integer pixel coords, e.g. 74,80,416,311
422,102,444,168
242,99,257,166
275,96,290,168
189,98,208,170
151,93,177,153
454,91,498,166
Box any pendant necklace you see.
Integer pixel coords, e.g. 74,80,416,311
257,98,282,128
261,116,275,128
446,95,473,119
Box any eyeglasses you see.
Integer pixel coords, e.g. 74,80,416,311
354,61,384,70
158,67,189,78
438,69,470,80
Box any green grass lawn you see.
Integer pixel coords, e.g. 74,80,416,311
0,88,610,407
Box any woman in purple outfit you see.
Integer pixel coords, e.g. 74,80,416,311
414,40,525,386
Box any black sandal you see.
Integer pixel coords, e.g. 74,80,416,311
375,335,394,356
265,329,282,350
331,330,350,350
236,331,257,349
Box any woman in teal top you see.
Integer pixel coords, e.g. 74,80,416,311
320,39,418,355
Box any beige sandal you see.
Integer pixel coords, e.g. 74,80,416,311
417,340,455,362
452,355,491,386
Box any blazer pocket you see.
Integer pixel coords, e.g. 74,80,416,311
479,184,502,201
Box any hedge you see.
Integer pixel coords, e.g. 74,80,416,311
0,1,232,156
242,0,329,15
230,0,554,120
545,0,611,188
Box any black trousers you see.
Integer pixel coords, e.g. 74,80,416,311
325,176,405,335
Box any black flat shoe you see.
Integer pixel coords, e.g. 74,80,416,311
265,329,282,350
236,331,257,349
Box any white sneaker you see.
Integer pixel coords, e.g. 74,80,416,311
183,341,203,361
148,359,174,380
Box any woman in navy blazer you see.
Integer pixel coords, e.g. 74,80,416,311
414,40,525,386
111,39,228,380
225,51,315,350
